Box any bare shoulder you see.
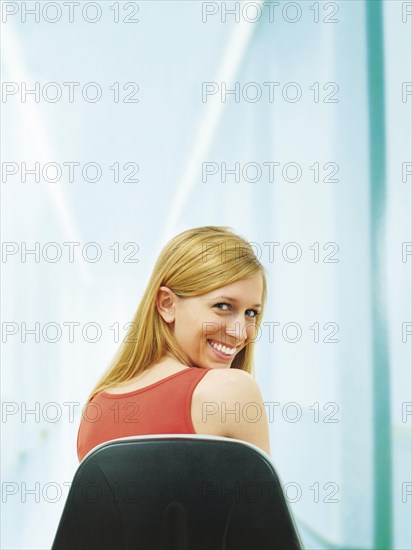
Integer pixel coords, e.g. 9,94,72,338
191,367,271,458
196,367,262,400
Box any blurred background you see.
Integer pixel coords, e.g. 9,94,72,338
1,1,411,548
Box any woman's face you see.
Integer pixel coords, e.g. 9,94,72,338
156,273,263,369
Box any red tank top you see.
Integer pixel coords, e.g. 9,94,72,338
77,367,212,462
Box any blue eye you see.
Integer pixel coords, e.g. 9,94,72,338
246,309,260,318
214,302,230,312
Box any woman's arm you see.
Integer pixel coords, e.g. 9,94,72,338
220,369,271,457
194,368,271,457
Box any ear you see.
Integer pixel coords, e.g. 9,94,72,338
156,286,176,323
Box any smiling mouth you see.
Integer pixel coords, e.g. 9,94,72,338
207,339,237,357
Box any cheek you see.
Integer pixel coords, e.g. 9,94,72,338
245,322,258,340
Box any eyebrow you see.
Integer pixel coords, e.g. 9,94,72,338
211,296,262,308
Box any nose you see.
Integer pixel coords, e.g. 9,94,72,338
223,313,257,344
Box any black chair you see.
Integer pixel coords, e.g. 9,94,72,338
52,434,304,550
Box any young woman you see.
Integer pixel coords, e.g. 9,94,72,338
77,226,271,461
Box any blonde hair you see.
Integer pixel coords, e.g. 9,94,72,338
86,226,268,403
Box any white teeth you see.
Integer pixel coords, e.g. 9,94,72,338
208,339,236,356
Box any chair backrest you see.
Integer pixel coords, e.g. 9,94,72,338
52,434,304,550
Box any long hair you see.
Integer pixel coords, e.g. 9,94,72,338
86,226,268,403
